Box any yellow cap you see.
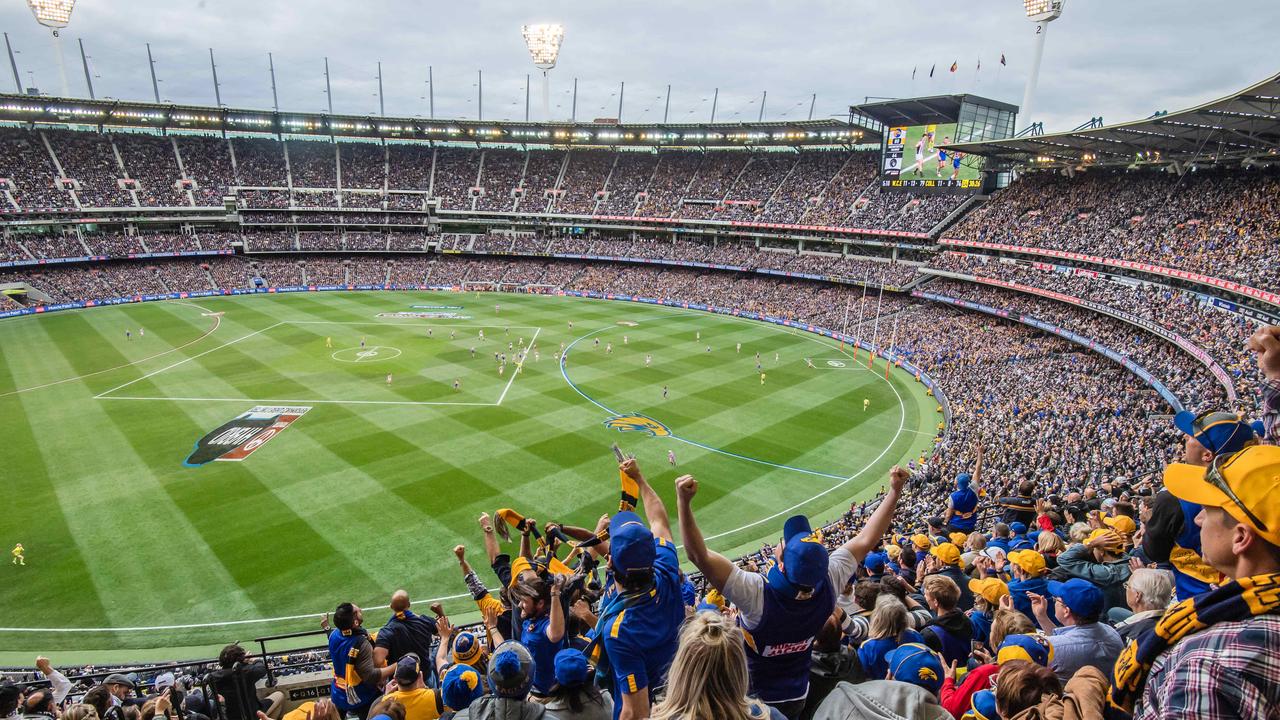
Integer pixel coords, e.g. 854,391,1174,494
1164,445,1280,547
1102,515,1137,536
968,577,1010,605
911,534,933,550
949,532,969,547
1087,528,1126,553
929,542,961,566
1007,549,1047,576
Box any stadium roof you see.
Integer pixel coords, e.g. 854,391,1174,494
849,94,1020,128
0,94,878,149
942,72,1280,168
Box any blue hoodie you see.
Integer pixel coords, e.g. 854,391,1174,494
1007,576,1051,629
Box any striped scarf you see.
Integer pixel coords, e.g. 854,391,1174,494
1107,571,1280,717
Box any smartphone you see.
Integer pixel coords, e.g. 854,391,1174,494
611,443,626,463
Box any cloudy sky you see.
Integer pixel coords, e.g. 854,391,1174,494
2,1,1277,132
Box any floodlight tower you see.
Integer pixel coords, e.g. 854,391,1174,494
26,0,77,97
1020,0,1065,129
522,23,564,121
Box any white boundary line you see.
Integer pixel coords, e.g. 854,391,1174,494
0,302,222,398
287,320,540,330
96,396,497,407
94,323,283,398
495,326,541,406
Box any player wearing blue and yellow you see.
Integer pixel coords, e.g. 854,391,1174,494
936,136,951,177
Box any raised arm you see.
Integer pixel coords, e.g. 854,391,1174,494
972,443,985,493
478,512,501,565
841,466,909,561
622,458,672,541
547,575,567,643
675,475,736,590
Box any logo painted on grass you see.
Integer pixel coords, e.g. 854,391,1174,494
184,406,311,466
411,305,464,310
603,414,671,437
377,311,472,320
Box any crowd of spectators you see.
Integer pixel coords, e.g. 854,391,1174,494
45,130,135,208
5,251,1280,720
949,167,1280,291
1,129,975,234
926,252,1266,405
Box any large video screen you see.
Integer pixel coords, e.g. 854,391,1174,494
880,123,982,192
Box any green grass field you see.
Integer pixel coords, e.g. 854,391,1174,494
0,291,939,661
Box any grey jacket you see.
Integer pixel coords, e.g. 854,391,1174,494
812,680,954,720
455,696,560,720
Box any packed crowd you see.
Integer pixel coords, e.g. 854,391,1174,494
926,252,1266,404
949,167,1280,291
5,252,1280,720
2,127,968,233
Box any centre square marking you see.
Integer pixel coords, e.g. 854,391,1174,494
93,320,541,407
332,345,403,363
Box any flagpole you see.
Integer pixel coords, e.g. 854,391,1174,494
852,279,869,360
868,274,885,368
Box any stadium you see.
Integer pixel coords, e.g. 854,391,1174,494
2,2,1279,720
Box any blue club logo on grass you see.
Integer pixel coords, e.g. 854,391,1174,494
604,414,671,437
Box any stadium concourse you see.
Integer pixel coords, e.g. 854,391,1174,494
4,115,1280,720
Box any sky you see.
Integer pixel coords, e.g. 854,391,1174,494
2,0,1277,133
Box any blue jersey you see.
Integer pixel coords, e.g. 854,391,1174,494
741,578,837,703
857,630,924,682
521,614,565,696
1007,576,1050,629
938,150,948,162
949,488,979,531
601,538,684,720
328,629,380,711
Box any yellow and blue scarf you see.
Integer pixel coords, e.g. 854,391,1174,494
1107,571,1280,717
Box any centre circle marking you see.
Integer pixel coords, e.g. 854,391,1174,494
331,345,402,363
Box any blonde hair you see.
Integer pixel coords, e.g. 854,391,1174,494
1068,523,1091,544
989,608,1035,650
1036,532,1065,555
650,612,766,720
866,594,911,641
966,532,988,551
64,705,101,720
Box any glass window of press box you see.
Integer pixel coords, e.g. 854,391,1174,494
956,102,1017,143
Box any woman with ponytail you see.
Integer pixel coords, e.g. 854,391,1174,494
649,612,785,720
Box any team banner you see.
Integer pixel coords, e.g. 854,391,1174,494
184,406,311,466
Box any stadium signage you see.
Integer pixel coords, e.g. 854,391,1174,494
376,311,471,319
184,406,311,466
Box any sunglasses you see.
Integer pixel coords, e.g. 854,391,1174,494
1205,451,1268,533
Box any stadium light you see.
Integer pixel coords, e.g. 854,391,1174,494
1020,0,1064,131
26,0,76,97
522,23,564,120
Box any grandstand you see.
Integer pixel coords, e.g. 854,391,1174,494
1,10,1279,720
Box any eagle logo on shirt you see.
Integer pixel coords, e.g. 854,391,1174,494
604,414,672,437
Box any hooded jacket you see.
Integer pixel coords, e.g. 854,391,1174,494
1006,665,1108,720
811,680,951,720
454,696,552,720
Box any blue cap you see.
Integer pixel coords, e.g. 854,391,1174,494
770,515,829,593
957,473,972,489
440,664,483,710
864,551,887,575
609,511,656,575
996,633,1054,666
553,649,590,688
971,689,1000,720
885,642,943,694
1010,522,1027,535
1174,411,1265,454
1046,578,1104,619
